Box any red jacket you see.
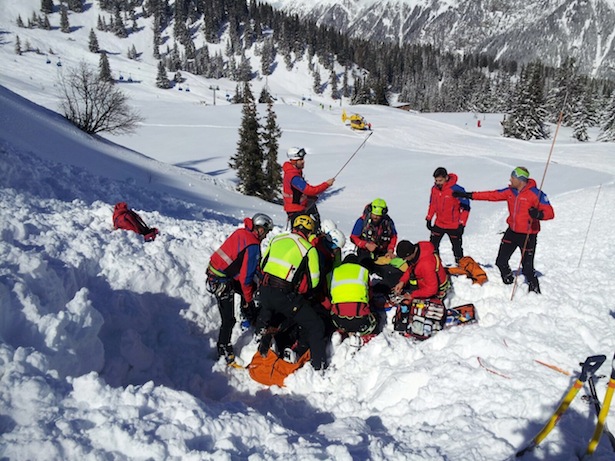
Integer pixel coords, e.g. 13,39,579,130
400,241,449,299
472,179,554,234
282,161,330,213
208,218,262,302
426,173,470,229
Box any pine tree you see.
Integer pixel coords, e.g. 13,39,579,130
67,0,83,13
98,52,113,83
503,62,550,140
155,60,171,89
329,68,339,99
229,82,265,197
41,14,51,30
313,68,322,94
40,0,53,14
597,92,615,142
261,98,282,202
60,5,70,33
113,6,127,38
16,15,24,28
15,35,22,55
88,29,100,53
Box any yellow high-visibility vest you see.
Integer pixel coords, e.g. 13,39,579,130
330,263,369,304
262,232,320,289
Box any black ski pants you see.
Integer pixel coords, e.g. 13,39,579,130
430,225,464,262
496,228,538,284
256,284,327,370
214,280,243,347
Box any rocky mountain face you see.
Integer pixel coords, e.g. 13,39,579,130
265,0,615,78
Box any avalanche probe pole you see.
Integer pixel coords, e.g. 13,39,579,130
510,93,567,301
333,131,373,179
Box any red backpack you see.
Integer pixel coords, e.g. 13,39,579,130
112,202,159,241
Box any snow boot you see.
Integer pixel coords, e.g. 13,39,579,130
217,343,235,364
528,279,541,294
501,271,514,285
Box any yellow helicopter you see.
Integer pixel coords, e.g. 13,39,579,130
342,110,371,130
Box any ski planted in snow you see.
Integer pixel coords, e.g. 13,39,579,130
584,352,615,456
516,355,606,458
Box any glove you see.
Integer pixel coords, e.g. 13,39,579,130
528,208,544,220
426,219,433,231
457,225,465,235
453,191,473,199
242,300,259,324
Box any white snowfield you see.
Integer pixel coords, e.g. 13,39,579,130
1,0,615,459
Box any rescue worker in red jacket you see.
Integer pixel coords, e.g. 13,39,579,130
350,198,398,262
283,147,335,228
393,240,451,302
206,213,274,364
453,166,554,294
426,167,471,264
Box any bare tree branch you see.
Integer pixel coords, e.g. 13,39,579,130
58,61,143,135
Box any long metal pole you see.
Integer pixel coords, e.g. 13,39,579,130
577,184,602,268
333,131,373,179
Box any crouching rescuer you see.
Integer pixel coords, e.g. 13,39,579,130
206,213,274,364
255,214,329,371
328,254,377,339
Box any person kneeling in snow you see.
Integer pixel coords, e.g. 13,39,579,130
328,254,378,342
393,240,451,302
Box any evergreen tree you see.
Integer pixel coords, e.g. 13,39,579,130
261,98,282,202
258,86,272,104
503,62,550,140
229,83,265,197
88,29,100,53
127,44,138,60
313,68,322,94
97,15,105,31
113,5,127,38
16,15,24,28
329,68,339,99
41,14,51,30
60,5,70,33
41,0,54,14
15,35,22,55
597,93,615,142
155,60,171,88
67,0,83,13
98,52,113,83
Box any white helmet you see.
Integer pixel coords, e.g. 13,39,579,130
287,147,307,160
327,228,346,249
320,218,337,235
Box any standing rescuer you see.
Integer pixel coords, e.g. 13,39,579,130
426,167,471,264
206,213,274,364
453,166,554,294
282,147,335,229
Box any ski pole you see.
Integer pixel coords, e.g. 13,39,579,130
333,131,373,179
577,184,602,268
585,352,615,456
516,354,606,457
510,93,567,301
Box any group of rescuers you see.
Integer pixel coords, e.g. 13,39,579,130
207,147,554,371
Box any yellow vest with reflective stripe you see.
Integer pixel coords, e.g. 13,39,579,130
262,232,320,289
330,263,369,304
